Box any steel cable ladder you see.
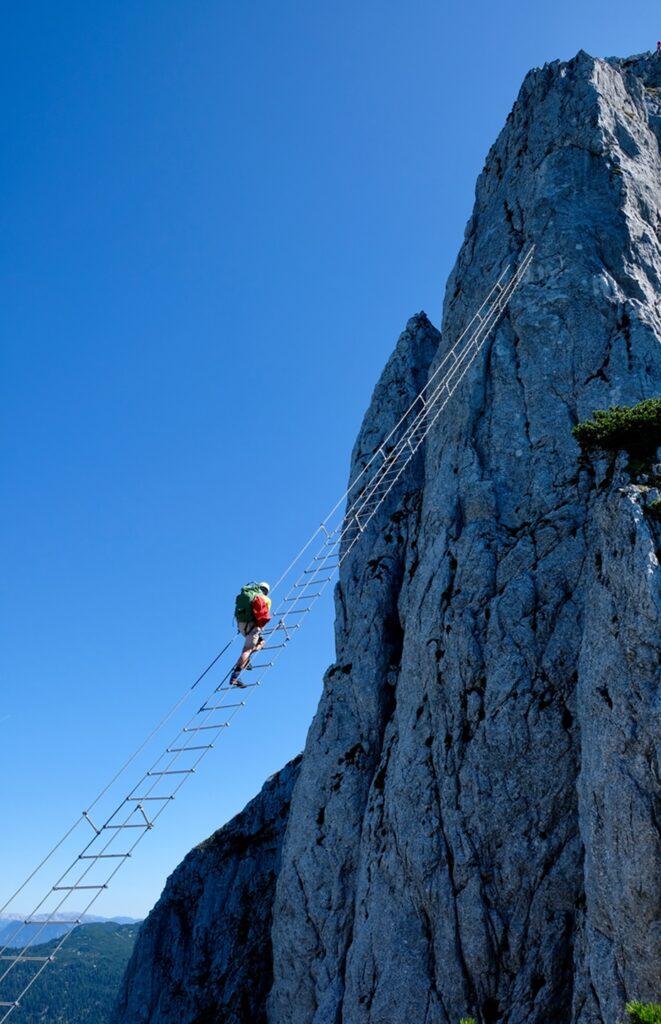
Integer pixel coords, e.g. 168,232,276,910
0,245,534,1021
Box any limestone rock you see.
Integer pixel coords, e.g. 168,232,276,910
269,48,661,1024
115,50,661,1024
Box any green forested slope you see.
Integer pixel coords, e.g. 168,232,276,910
0,922,139,1023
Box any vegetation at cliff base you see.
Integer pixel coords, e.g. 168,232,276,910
0,922,138,1024
626,1002,661,1023
572,398,661,457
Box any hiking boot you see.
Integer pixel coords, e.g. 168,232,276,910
230,674,247,689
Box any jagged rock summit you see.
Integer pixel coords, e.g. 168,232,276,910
113,50,661,1024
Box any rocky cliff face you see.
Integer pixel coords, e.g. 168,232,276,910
115,50,661,1024
112,756,301,1024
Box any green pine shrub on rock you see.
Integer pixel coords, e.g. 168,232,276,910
626,1001,661,1023
572,398,661,457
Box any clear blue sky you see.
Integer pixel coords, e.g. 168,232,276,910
1,1,656,919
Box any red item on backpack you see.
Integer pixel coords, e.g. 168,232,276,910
251,594,272,627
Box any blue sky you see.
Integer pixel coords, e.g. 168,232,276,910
1,1,657,919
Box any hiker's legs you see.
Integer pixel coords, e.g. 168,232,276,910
231,624,263,681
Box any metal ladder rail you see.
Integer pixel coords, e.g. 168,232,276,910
282,261,517,564
0,547,353,992
269,250,534,614
339,246,536,548
272,247,535,612
0,635,239,935
335,246,536,558
270,266,510,610
0,701,240,981
0,250,534,1011
371,245,534,494
0,549,349,961
333,260,515,510
339,260,523,525
0,630,299,1008
341,289,508,530
2,253,527,944
0,600,316,980
270,257,520,610
0,248,535,1023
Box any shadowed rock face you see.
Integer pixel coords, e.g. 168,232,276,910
111,757,301,1024
115,50,661,1024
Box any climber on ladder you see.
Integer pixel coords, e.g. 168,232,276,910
230,581,272,687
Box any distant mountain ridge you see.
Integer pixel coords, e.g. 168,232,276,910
0,914,139,949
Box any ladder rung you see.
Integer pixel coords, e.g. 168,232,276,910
259,643,287,650
273,608,311,616
147,769,195,776
246,662,272,669
126,795,175,801
52,884,107,891
201,702,244,711
0,1003,20,1008
167,744,213,752
184,722,229,731
294,577,331,587
313,555,339,564
104,823,150,829
79,853,130,859
0,955,53,962
283,592,321,602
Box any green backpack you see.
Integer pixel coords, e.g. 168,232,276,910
234,582,263,624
